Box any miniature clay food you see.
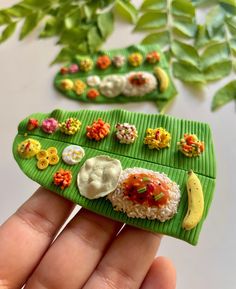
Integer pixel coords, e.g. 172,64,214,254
86,118,110,141
123,72,157,97
178,134,205,157
27,118,39,131
36,147,59,170
128,52,143,67
62,145,85,165
77,155,122,199
60,67,69,75
54,169,72,190
69,64,79,74
107,168,180,221
182,170,204,230
59,118,81,135
99,75,126,98
96,55,111,70
18,139,41,159
87,88,100,100
115,123,138,144
79,58,94,72
74,79,86,95
41,118,59,134
153,67,169,92
112,55,126,68
144,127,171,150
60,79,74,91
86,75,101,87
146,51,160,64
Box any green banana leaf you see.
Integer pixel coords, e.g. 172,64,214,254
13,109,216,245
54,45,177,111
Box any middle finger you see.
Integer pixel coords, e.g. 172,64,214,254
25,209,122,289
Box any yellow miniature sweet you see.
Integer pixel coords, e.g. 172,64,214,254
74,80,86,95
59,118,81,135
36,147,59,170
18,139,41,159
144,127,171,150
128,52,143,67
60,79,74,91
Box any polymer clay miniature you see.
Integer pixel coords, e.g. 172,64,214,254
77,156,122,199
107,168,180,221
144,127,171,150
115,123,138,144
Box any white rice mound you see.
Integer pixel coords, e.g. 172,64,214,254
107,168,181,222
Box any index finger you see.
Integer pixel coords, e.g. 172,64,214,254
0,187,74,289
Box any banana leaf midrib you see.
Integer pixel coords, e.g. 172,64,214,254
17,131,216,181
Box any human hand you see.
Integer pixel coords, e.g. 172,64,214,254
0,187,176,289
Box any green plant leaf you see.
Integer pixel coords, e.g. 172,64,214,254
171,40,199,66
40,17,61,38
19,11,44,40
229,37,236,54
172,0,195,17
4,4,32,17
173,60,205,83
195,24,226,48
0,12,11,26
172,17,197,38
141,31,170,48
88,26,103,52
63,8,81,30
115,0,138,24
58,27,88,46
134,11,167,31
204,60,232,81
201,42,230,69
141,0,167,11
226,15,236,35
205,5,225,38
97,12,114,39
212,80,236,111
0,22,17,43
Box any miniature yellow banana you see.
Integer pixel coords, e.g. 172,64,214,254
154,67,169,92
182,170,204,230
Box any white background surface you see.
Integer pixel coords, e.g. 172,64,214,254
0,1,236,288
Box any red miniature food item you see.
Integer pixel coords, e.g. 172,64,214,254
123,173,170,208
146,51,160,64
96,55,111,70
129,73,149,86
27,118,39,131
87,88,100,99
53,169,72,190
86,118,110,141
60,67,69,75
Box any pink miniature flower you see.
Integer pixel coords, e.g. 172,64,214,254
69,64,79,74
41,118,58,134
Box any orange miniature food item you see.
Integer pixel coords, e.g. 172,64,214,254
53,169,72,190
123,173,170,208
146,51,160,64
96,55,111,70
86,118,110,141
27,118,39,131
87,88,100,99
178,134,205,157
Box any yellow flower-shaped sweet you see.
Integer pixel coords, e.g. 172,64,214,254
59,117,81,135
74,79,86,95
80,58,94,72
60,79,74,91
128,52,143,67
144,127,171,150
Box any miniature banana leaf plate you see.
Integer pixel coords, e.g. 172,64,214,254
54,45,177,112
13,109,216,245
